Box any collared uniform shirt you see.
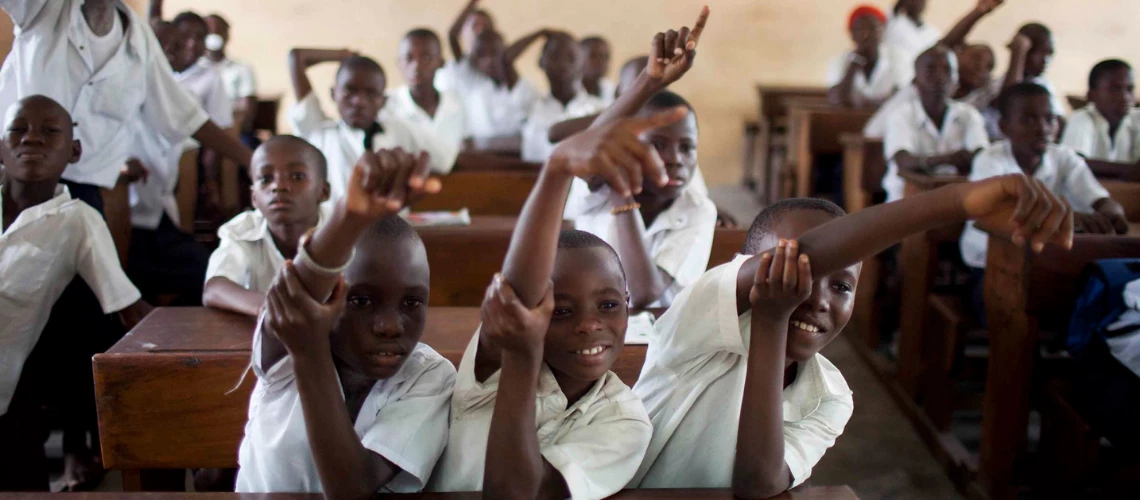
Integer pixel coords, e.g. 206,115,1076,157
1061,105,1140,164
383,86,466,168
521,91,607,162
289,93,454,204
631,255,854,489
564,168,710,220
428,333,652,500
572,182,717,308
960,141,1111,268
882,97,989,201
883,13,941,84
0,185,141,416
201,56,258,100
825,46,907,104
236,321,455,493
434,60,538,139
0,0,209,188
204,204,331,294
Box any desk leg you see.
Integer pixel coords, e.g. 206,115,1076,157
852,256,881,348
842,143,866,213
121,469,142,492
756,119,772,203
896,232,937,398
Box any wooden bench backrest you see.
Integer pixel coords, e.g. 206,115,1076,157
1025,235,1140,323
709,229,747,268
412,171,539,216
1103,180,1140,222
756,86,829,126
252,98,280,135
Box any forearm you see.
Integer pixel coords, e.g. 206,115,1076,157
448,2,475,61
1086,159,1135,180
193,121,253,166
590,71,663,130
293,354,395,499
203,277,265,317
297,201,372,302
502,167,572,307
147,0,162,23
828,66,860,107
548,114,598,143
940,8,987,49
504,30,545,64
611,208,669,308
239,96,258,133
893,151,954,172
484,351,548,499
733,315,793,498
1003,49,1029,89
288,48,344,101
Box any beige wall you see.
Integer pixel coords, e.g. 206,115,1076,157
6,1,1139,187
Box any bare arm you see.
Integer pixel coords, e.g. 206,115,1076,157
1086,159,1140,182
940,0,1003,50
147,0,163,24
192,120,253,167
608,201,670,308
892,149,975,174
238,96,258,133
828,59,863,108
548,114,599,143
1003,35,1032,90
287,48,355,102
203,277,264,317
504,29,550,66
448,0,480,61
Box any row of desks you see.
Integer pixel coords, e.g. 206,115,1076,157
0,486,859,499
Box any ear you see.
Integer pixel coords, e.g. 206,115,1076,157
320,180,331,202
70,139,82,164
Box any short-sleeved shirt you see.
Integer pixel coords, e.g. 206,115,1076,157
0,0,209,188
572,182,717,308
434,60,537,139
579,78,617,107
0,185,141,416
631,255,854,489
883,13,941,84
288,93,455,204
825,46,907,104
428,333,652,500
863,84,915,139
383,86,467,167
882,96,989,201
1061,105,1140,164
959,141,1111,268
201,57,258,100
521,92,608,162
235,321,456,493
205,204,331,294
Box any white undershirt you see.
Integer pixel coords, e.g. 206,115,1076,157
79,7,123,74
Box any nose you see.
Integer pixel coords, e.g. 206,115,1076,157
657,143,681,165
804,283,831,313
574,314,604,336
372,308,404,339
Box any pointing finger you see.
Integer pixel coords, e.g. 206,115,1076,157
687,5,710,51
626,106,689,133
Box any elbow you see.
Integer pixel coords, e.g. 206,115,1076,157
732,478,791,500
202,283,220,310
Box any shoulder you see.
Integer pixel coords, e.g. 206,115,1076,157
809,354,854,399
403,344,459,385
593,372,652,423
1048,143,1088,168
950,101,984,122
217,210,267,242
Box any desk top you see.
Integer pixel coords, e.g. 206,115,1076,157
898,170,969,190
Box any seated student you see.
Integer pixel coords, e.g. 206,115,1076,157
236,149,455,496
0,95,151,491
632,170,1075,494
1061,59,1140,179
827,5,905,108
203,136,330,317
287,48,452,203
1017,23,1067,115
385,29,466,169
580,36,616,105
521,31,607,162
203,13,260,149
882,45,988,201
958,34,1032,140
572,91,716,308
447,0,495,64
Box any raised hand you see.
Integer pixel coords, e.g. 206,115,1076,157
976,0,1005,14
550,106,689,197
1008,33,1032,54
647,5,710,87
961,174,1074,252
265,260,348,355
749,239,813,324
344,148,442,220
480,273,555,357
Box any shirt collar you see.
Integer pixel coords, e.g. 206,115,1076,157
224,204,330,243
644,182,703,236
0,183,75,235
782,354,854,421
910,99,961,137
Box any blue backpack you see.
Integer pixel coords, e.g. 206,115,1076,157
1066,259,1140,354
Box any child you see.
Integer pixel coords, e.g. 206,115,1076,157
572,91,716,309
385,29,466,168
235,148,455,496
0,95,151,491
959,34,1032,140
447,0,495,63
827,5,905,108
1017,23,1067,116
202,136,330,317
287,48,453,203
580,36,616,105
521,31,607,162
202,13,260,149
884,0,1003,83
1061,59,1140,178
882,45,988,202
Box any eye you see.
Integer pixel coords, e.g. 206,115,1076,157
290,172,307,181
347,296,373,309
256,174,272,184
552,307,572,319
832,282,854,295
679,143,696,154
44,126,63,135
599,300,621,312
402,297,424,310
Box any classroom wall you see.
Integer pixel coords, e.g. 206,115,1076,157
4,1,1138,188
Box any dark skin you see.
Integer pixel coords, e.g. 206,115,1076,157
580,38,612,98
464,31,530,153
829,14,885,108
892,48,979,175
896,0,1003,50
448,0,494,62
287,48,386,131
202,139,330,317
397,36,444,118
547,56,651,143
953,44,994,98
540,32,583,107
1022,33,1054,79
205,15,258,134
1000,93,1129,234
1081,67,1140,180
176,18,208,68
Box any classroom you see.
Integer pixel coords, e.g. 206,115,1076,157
0,0,1138,499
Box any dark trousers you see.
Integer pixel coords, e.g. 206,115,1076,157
0,372,49,491
1074,339,1140,451
127,214,209,306
967,267,987,327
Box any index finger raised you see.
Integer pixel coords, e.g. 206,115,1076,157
687,6,710,51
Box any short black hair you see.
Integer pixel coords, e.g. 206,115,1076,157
257,135,328,181
205,13,229,29
743,198,846,254
1089,59,1132,90
557,229,627,284
335,55,386,84
364,215,420,244
541,31,576,58
580,36,608,48
1017,23,1052,44
172,11,207,32
996,81,1052,119
404,28,442,49
915,44,956,71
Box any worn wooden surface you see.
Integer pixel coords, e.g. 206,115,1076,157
411,171,539,215
754,86,829,203
838,133,885,214
786,100,875,199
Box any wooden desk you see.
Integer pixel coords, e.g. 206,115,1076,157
412,171,539,216
1103,179,1140,221
838,133,885,213
753,85,829,203
709,228,747,269
786,100,876,199
979,230,1140,499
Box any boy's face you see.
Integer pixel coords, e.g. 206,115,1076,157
398,36,443,90
581,39,611,82
914,50,956,103
249,141,329,227
470,32,506,80
1001,93,1058,157
154,23,188,71
540,35,582,89
1090,67,1135,125
177,20,208,65
957,45,994,90
1024,35,1054,78
332,237,430,380
545,247,629,385
637,111,698,202
332,67,387,130
849,15,884,53
0,97,80,183
755,210,859,362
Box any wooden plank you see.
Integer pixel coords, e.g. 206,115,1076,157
788,103,875,198
412,171,539,216
838,133,884,213
709,228,747,269
1102,179,1140,221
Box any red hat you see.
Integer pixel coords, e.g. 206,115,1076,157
848,5,887,31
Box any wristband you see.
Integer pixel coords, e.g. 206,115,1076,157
295,231,354,276
611,202,641,215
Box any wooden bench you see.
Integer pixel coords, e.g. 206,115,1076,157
412,171,539,216
709,228,747,268
838,133,885,214
785,99,876,199
0,486,860,499
752,85,829,204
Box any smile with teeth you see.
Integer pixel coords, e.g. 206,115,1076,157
574,346,607,356
790,319,822,333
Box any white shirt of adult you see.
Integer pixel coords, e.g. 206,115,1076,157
383,86,467,169
434,60,538,138
0,185,141,416
205,204,332,295
630,255,854,489
521,91,608,162
1061,105,1140,164
959,141,1111,268
825,46,908,104
883,11,942,84
0,0,209,189
882,95,989,201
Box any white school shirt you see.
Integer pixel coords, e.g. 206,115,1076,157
289,93,454,204
204,204,332,294
0,0,209,189
579,78,618,107
235,321,456,493
0,185,141,416
572,182,717,308
428,333,652,500
882,98,989,202
863,84,916,139
631,254,854,489
1061,105,1140,164
959,141,1111,269
521,92,608,162
825,46,907,104
883,12,941,84
434,60,538,138
383,86,466,167
563,168,710,220
1105,279,1140,378
201,57,258,100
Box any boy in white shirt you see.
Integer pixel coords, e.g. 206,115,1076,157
521,31,607,162
203,136,330,317
1061,59,1140,179
882,45,989,202
580,36,616,106
0,96,150,491
203,13,260,148
828,5,905,108
236,149,454,496
385,29,466,171
287,49,453,203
